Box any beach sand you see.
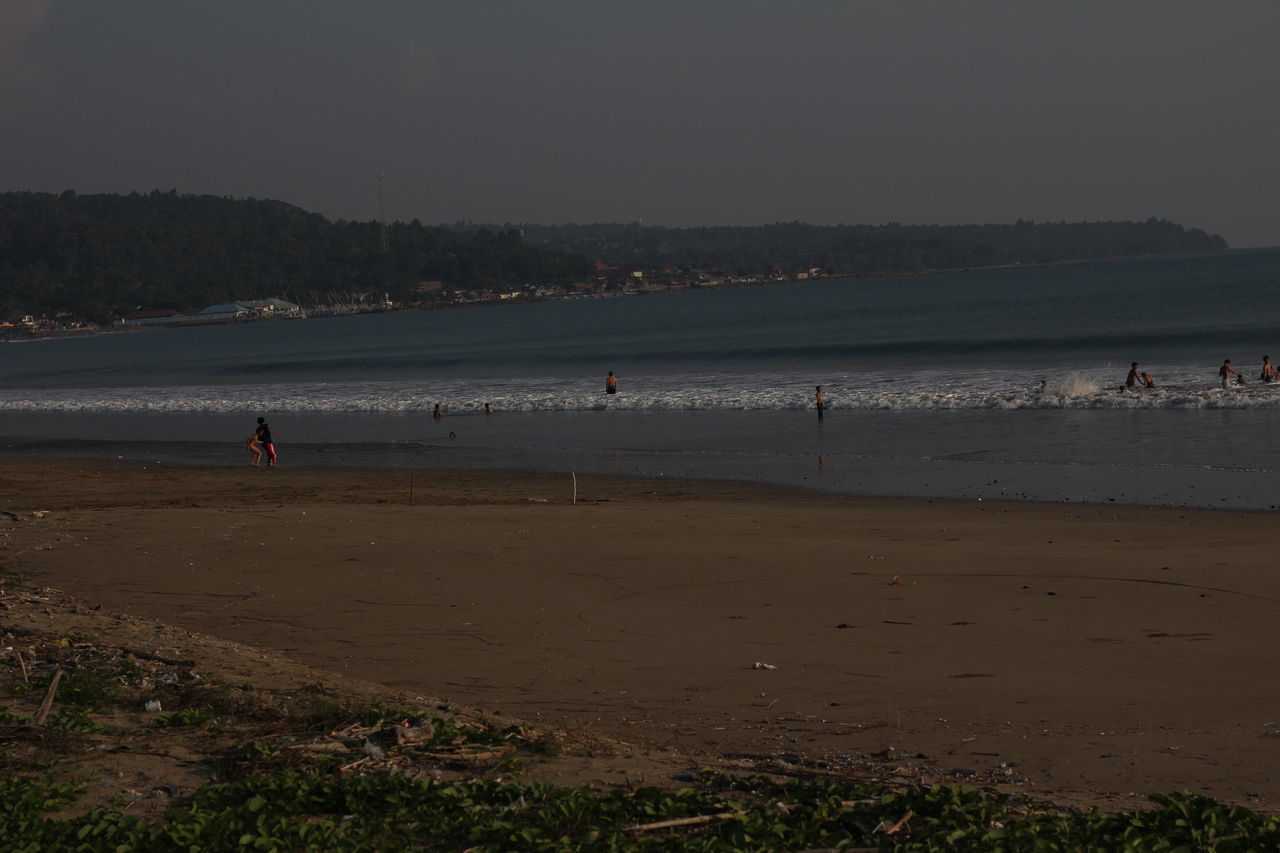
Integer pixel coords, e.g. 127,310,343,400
3,459,1278,810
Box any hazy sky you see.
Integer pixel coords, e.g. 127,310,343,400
3,1,1277,246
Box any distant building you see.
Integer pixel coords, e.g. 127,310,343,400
239,297,301,316
121,309,183,326
199,303,252,319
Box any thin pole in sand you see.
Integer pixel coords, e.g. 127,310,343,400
572,472,577,506
409,470,415,506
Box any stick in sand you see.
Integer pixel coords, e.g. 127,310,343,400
34,667,64,726
572,472,577,506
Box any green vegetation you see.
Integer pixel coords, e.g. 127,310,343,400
0,190,1228,324
2,771,1277,851
0,190,593,322
2,618,1276,850
498,219,1228,277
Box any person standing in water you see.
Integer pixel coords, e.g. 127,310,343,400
255,417,278,467
815,385,825,420
1220,359,1242,388
1125,363,1141,389
605,371,618,394
1261,356,1275,383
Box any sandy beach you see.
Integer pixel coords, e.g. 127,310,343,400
3,458,1278,811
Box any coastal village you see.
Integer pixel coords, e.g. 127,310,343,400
1,264,829,338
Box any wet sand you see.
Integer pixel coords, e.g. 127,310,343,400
4,459,1279,809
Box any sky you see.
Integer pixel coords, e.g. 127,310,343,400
2,1,1278,247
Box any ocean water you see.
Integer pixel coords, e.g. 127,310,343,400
3,249,1280,508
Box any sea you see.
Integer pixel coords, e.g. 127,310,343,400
3,249,1280,509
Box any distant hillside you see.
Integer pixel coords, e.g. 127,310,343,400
0,190,1229,323
0,191,592,321
458,219,1229,275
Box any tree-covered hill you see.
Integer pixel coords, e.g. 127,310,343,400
469,218,1228,275
0,191,593,322
0,190,1230,323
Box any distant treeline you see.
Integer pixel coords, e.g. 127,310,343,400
466,219,1228,276
0,190,1228,322
0,191,592,321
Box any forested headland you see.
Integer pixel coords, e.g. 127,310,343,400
0,191,591,323
474,218,1228,275
1,190,1228,324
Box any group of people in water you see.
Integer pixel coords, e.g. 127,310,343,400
1122,356,1278,391
248,357,1280,466
427,371,621,424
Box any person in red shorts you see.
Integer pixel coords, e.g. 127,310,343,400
255,417,279,467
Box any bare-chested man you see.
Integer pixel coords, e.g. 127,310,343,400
1220,359,1242,388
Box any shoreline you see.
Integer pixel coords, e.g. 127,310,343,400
4,458,1279,811
3,430,1280,512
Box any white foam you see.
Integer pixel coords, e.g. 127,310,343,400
3,367,1279,414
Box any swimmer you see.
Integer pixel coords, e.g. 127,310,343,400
1141,372,1156,388
605,371,618,394
1220,359,1242,388
1125,362,1140,388
1261,356,1275,383
484,402,493,414
433,403,444,419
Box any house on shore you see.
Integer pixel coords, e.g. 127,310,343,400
199,303,253,321
239,297,301,316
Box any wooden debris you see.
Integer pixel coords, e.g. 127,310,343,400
625,811,736,833
123,647,196,667
34,667,64,726
882,810,914,835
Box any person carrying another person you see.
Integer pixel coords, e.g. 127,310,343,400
1220,359,1242,389
255,417,279,467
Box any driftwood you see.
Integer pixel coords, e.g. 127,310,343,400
123,647,195,667
882,810,914,835
34,668,64,726
13,649,28,685
625,812,736,833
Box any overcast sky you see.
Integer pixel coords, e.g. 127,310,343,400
3,1,1277,246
